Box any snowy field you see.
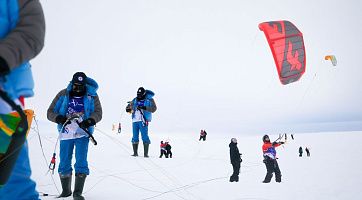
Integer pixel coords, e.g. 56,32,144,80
28,122,362,200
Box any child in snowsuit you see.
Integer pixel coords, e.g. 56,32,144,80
199,130,207,141
159,141,167,158
262,135,284,183
165,142,172,158
229,138,242,182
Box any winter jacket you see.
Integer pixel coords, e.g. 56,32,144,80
47,77,102,135
262,141,281,160
165,143,171,151
229,142,241,164
0,0,45,99
0,0,44,199
127,90,157,122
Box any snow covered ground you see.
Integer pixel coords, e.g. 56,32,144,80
28,122,362,200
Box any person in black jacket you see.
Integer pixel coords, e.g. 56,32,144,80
229,138,242,182
299,146,303,157
165,142,172,158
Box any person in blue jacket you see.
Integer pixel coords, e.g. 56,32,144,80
126,87,157,157
47,72,102,200
0,0,45,199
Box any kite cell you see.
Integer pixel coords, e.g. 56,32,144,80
325,55,337,66
259,20,306,85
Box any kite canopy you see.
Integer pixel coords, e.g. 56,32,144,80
259,20,306,85
325,55,337,66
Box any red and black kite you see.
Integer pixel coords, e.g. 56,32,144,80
259,20,306,85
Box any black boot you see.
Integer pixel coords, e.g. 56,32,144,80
73,173,86,200
143,143,149,158
57,174,72,198
132,143,138,156
263,173,273,183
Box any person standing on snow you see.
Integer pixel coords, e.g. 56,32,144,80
0,0,45,199
299,146,303,157
199,129,207,141
47,72,102,200
126,87,157,157
159,141,167,158
262,135,284,183
229,138,242,182
305,147,310,157
165,142,172,158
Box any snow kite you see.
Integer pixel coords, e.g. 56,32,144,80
325,55,337,66
259,20,306,85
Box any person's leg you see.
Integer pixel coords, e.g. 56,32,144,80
263,160,274,183
74,137,90,175
59,139,75,175
0,142,39,199
74,137,90,200
139,123,150,157
131,122,140,156
274,160,282,182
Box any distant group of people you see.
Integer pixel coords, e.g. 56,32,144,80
159,141,172,158
299,146,311,157
199,129,207,141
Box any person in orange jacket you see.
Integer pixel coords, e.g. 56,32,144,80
262,135,284,183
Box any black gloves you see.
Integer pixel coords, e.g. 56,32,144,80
79,118,96,129
137,105,147,110
280,141,285,144
55,115,67,125
126,107,132,113
0,56,10,76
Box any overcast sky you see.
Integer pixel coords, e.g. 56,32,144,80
28,0,362,134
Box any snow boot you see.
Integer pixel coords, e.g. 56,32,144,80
57,174,72,198
143,143,149,158
132,143,138,156
73,173,86,200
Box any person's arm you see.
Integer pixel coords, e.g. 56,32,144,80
89,95,102,123
0,0,45,72
47,90,66,123
146,98,157,113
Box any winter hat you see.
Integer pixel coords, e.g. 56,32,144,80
231,138,237,143
137,87,146,99
72,72,87,86
262,135,270,142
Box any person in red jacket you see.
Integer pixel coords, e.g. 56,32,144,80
262,135,284,183
159,141,167,158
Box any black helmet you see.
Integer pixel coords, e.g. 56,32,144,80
137,87,146,100
262,135,270,142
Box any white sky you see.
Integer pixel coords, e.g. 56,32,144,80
28,0,362,134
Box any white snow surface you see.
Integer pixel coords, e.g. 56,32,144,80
28,123,362,200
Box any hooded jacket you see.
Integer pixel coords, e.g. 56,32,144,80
229,142,242,164
127,89,157,122
0,0,45,99
47,77,102,135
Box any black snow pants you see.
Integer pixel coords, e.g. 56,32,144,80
160,150,167,158
230,162,240,182
263,158,281,183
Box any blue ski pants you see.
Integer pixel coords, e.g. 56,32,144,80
132,121,150,144
0,141,39,200
58,136,90,175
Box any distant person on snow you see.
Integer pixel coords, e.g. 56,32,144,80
159,141,167,158
291,134,294,140
199,129,207,141
299,146,303,157
305,147,310,157
165,142,172,158
126,87,157,158
229,138,242,182
47,72,102,199
262,135,284,183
